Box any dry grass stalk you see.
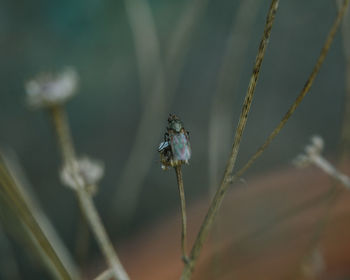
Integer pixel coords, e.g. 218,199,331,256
181,0,280,278
175,166,189,262
25,68,129,280
0,153,75,280
230,0,350,184
49,105,129,280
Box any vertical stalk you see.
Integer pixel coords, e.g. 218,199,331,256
49,106,76,164
180,1,279,278
175,166,188,262
76,188,129,280
49,105,129,280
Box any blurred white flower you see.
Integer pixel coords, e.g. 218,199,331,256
60,157,104,194
293,135,324,167
25,67,78,108
305,135,324,156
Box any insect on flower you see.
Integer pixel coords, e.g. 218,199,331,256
158,114,191,170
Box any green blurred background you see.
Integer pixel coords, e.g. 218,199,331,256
0,0,347,278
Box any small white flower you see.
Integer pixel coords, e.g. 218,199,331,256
25,67,78,108
293,135,324,168
78,157,104,186
60,157,104,194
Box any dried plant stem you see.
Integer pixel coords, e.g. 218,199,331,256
175,166,188,262
291,150,348,279
76,189,129,280
0,158,73,280
222,3,350,274
310,155,350,187
207,1,262,275
228,0,349,185
228,2,349,277
208,0,262,193
180,1,279,278
49,105,129,280
50,106,76,163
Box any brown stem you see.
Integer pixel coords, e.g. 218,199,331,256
49,106,76,165
49,105,129,280
190,0,349,278
230,0,349,185
175,166,188,262
180,1,279,278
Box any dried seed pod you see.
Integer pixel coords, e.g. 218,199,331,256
25,67,78,109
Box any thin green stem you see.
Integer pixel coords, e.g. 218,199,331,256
49,105,129,280
175,166,188,262
181,1,279,278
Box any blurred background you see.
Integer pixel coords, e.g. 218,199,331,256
0,0,349,279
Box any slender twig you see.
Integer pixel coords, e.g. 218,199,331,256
175,166,188,262
291,3,350,271
208,0,263,193
293,135,350,187
228,3,349,276
2,149,79,278
0,156,74,280
181,1,279,278
228,0,349,185
207,1,262,275
291,137,349,279
221,4,350,275
49,105,129,280
311,156,350,187
50,106,76,163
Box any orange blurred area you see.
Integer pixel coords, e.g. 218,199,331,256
104,164,350,280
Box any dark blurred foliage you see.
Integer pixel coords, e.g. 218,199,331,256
0,0,347,278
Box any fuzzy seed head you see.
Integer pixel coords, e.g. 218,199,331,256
293,135,325,168
25,67,78,109
60,157,104,193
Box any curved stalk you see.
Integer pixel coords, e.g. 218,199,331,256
180,0,280,278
